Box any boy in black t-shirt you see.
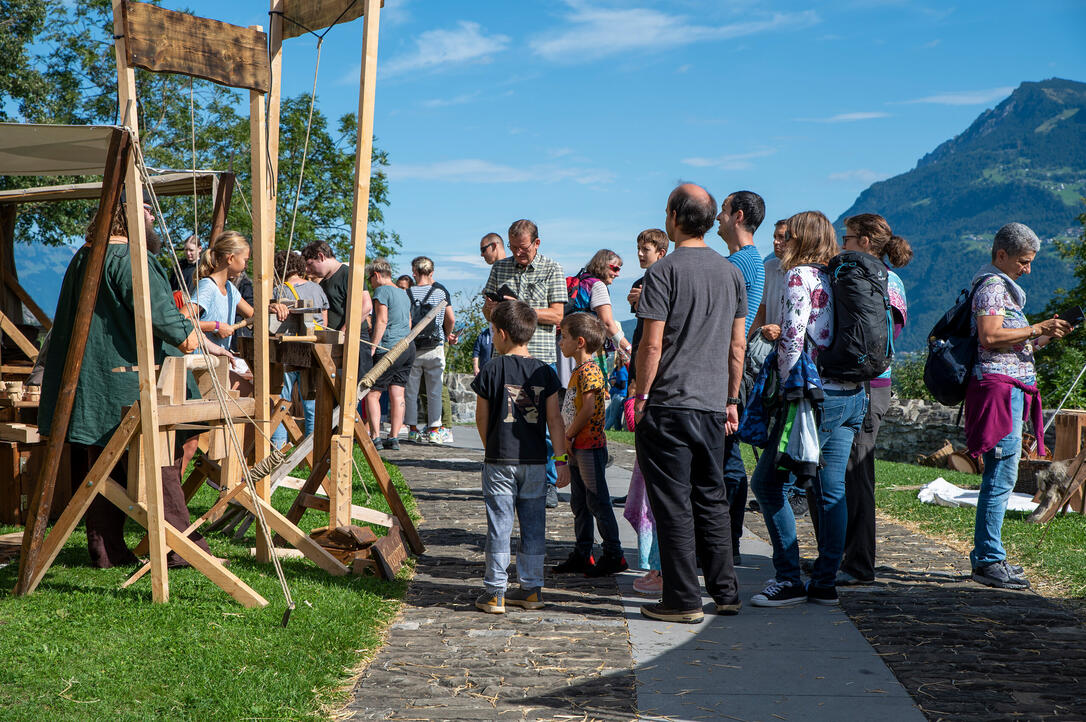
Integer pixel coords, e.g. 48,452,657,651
471,301,569,613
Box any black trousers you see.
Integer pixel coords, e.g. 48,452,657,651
840,384,891,580
635,406,738,609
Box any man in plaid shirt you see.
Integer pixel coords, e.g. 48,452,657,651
483,219,567,505
482,219,566,364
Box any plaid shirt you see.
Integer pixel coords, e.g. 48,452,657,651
484,253,566,363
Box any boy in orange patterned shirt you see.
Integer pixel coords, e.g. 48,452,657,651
555,312,628,576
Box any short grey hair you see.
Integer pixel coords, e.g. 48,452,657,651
992,222,1041,260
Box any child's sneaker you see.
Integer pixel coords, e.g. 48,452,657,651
437,426,455,444
427,428,444,445
586,553,628,577
407,427,425,444
504,587,544,609
475,591,505,614
554,551,595,574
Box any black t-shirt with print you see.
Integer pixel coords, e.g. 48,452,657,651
471,355,561,465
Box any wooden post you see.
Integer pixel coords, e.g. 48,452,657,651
0,207,21,326
112,0,170,603
13,128,131,597
208,172,235,242
267,1,284,203
333,0,383,526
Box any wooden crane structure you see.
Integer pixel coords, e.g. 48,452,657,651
13,0,419,609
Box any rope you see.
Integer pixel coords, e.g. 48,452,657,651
128,132,295,618
273,0,358,42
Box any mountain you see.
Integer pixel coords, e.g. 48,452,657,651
835,78,1086,351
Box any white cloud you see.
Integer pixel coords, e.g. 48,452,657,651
530,6,819,62
796,111,891,123
681,148,777,171
828,169,888,183
388,158,615,185
420,92,481,109
898,86,1015,106
382,21,510,76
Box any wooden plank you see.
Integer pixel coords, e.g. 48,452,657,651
156,397,257,425
21,408,140,595
1,271,51,330
279,0,383,40
120,1,270,93
294,490,395,528
335,0,383,503
234,488,348,575
0,423,39,443
99,478,268,607
370,528,407,580
0,309,38,362
13,128,131,598
114,1,170,603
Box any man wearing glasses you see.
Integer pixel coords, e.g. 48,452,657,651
483,219,567,506
479,233,506,266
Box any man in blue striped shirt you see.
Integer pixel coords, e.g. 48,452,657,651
716,190,766,563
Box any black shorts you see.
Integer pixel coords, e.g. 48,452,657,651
371,344,415,390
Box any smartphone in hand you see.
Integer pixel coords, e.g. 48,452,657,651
1058,305,1085,326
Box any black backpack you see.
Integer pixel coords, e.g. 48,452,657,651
410,286,444,350
923,274,994,406
816,251,894,382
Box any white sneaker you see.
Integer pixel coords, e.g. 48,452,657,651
427,428,444,445
438,426,454,444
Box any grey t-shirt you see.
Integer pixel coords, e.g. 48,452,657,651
372,283,411,346
636,245,747,413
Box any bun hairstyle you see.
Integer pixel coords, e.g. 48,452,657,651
844,213,913,269
199,230,250,278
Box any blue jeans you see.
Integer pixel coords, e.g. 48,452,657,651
271,371,315,448
482,463,547,594
604,392,627,430
971,386,1024,568
751,388,866,587
569,447,623,558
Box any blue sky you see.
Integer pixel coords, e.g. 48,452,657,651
50,0,1086,321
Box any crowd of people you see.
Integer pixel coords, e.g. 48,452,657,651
465,182,1073,622
36,181,1072,621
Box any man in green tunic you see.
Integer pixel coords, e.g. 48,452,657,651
39,204,231,568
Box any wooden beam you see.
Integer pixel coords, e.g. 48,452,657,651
119,1,270,93
267,0,284,203
233,488,348,575
99,479,269,607
1,271,51,330
0,309,37,362
0,207,21,326
19,406,140,595
13,128,131,597
248,55,273,563
279,0,384,40
114,0,170,603
208,172,234,242
156,397,257,426
354,420,424,554
293,490,394,528
335,0,383,496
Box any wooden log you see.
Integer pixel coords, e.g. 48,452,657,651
119,1,270,93
279,0,384,39
13,128,131,598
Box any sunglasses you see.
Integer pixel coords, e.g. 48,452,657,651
609,264,621,273
479,242,497,254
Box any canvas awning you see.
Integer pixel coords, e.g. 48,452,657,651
0,123,126,176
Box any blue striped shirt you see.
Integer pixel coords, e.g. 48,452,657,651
727,245,765,335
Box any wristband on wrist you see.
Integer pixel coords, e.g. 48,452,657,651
727,396,741,406
634,394,649,401
554,460,567,467
550,453,568,463
214,321,220,332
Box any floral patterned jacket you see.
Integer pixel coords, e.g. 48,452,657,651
778,264,833,379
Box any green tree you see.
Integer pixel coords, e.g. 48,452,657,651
0,0,397,261
445,291,487,374
1036,200,1086,407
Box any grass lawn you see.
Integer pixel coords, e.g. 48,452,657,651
0,448,418,721
606,430,1086,600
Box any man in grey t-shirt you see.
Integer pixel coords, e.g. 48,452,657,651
634,183,746,624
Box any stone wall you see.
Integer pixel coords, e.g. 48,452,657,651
876,397,1056,463
447,372,476,424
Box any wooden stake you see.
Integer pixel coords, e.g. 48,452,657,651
113,0,170,603
13,128,131,597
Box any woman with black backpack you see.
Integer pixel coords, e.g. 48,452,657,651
748,211,868,608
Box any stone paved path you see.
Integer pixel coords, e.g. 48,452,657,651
346,440,637,721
